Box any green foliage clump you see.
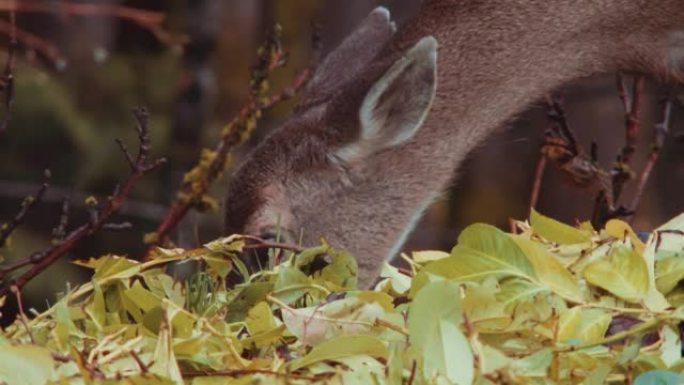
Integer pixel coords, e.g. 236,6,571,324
2,211,684,385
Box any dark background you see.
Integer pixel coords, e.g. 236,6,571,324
0,0,682,319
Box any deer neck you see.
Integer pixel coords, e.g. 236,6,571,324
347,0,682,281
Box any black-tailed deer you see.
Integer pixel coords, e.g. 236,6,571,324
225,1,684,287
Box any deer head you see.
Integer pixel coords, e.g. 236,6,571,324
226,2,684,287
225,8,438,285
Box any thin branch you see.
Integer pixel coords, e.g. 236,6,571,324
613,75,644,201
0,179,168,222
545,95,578,155
0,1,184,47
0,108,166,295
51,192,71,242
0,169,50,248
0,9,16,133
240,235,305,253
629,97,674,223
0,19,62,66
182,369,330,382
10,284,33,343
529,155,547,210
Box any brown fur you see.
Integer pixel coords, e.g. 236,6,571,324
225,0,684,287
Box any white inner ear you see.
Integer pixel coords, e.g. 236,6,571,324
359,36,438,146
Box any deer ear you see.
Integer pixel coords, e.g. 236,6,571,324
335,37,438,162
303,7,395,104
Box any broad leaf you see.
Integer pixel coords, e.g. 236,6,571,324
530,208,591,245
289,335,389,370
656,257,684,294
635,370,684,385
409,281,474,385
511,235,583,302
0,345,54,385
584,245,649,303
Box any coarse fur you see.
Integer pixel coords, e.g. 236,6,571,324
225,0,684,287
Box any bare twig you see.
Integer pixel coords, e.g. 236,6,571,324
0,1,183,47
240,235,305,253
529,154,547,209
629,97,674,223
52,192,72,242
0,19,62,66
10,284,34,343
0,108,166,295
147,26,313,253
613,74,644,201
182,369,329,382
0,9,16,133
0,169,50,248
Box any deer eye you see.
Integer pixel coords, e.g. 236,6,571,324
258,228,293,245
259,231,280,244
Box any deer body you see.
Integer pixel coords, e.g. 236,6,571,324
225,0,684,287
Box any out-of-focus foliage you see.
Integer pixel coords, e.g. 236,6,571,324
2,212,684,384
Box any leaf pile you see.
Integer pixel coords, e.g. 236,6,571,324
2,210,684,384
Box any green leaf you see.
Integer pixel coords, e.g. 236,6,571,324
584,245,649,303
584,365,612,385
458,223,537,279
412,250,450,263
289,335,388,370
74,254,141,281
423,246,532,283
510,348,553,378
511,235,583,302
656,257,684,294
635,370,684,385
530,208,591,245
295,246,358,290
149,307,183,385
225,282,274,323
409,281,474,385
0,345,55,385
496,278,549,312
272,265,315,304
123,281,163,312
557,307,611,345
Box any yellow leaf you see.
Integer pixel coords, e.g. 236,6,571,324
412,250,450,263
557,307,611,344
584,245,649,303
530,209,591,245
288,335,389,370
409,281,474,385
605,219,645,254
511,235,583,303
656,257,684,294
150,308,183,385
246,302,276,336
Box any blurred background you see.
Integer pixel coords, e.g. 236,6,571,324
0,0,682,321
